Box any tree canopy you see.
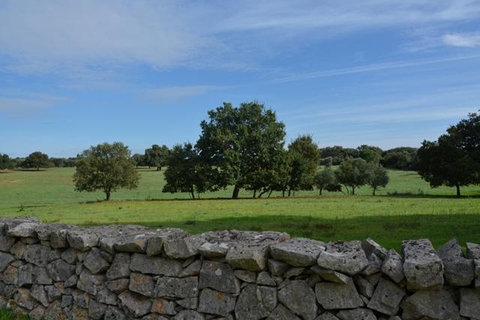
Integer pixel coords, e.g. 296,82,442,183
195,101,286,198
416,112,480,196
73,142,140,200
0,154,13,170
23,151,50,170
144,144,170,171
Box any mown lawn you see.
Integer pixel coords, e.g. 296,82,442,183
1,168,480,251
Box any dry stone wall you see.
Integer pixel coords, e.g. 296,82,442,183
0,217,480,320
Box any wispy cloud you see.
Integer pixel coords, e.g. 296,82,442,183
443,33,480,47
0,94,64,119
146,85,230,104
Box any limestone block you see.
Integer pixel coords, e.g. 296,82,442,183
129,272,155,297
14,288,36,310
18,263,34,287
164,234,206,259
44,300,68,320
156,276,199,299
46,259,76,282
176,297,198,309
267,304,301,320
367,277,405,316
8,222,39,238
459,288,480,319
0,235,16,252
268,259,290,276
199,260,240,294
354,275,375,298
0,252,15,272
278,280,317,320
118,291,152,318
10,241,26,259
106,278,130,294
317,240,369,276
315,277,363,310
77,269,105,296
381,249,404,283
146,228,189,257
361,252,383,276
312,266,350,284
235,284,270,320
362,238,388,260
179,259,202,277
23,244,52,267
97,287,117,306
104,306,126,320
401,289,460,320
226,244,270,271
67,229,99,251
438,238,474,286
50,227,70,249
336,308,377,320
28,305,46,320
173,310,205,320
259,285,277,312
198,288,236,317
130,253,183,276
106,253,131,280
113,231,155,253
257,271,276,286
3,265,18,285
198,242,230,258
88,299,107,320
83,248,110,274
402,239,444,291
151,298,177,315
29,285,48,308
234,270,257,283
315,312,341,320
270,238,325,267
466,242,480,288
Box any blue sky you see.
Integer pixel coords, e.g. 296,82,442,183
1,0,480,158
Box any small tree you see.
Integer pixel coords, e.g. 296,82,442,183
314,166,341,195
335,158,371,195
0,154,13,170
23,151,50,170
368,164,389,195
73,142,140,201
144,144,170,171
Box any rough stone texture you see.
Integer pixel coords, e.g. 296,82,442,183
270,238,325,267
367,277,405,316
438,238,474,286
278,280,317,320
315,277,363,310
0,219,479,320
317,241,369,276
381,249,404,283
401,289,460,320
402,239,444,291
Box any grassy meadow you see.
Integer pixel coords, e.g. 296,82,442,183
1,167,480,251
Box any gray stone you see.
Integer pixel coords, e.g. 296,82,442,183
362,238,388,260
8,222,39,238
71,305,89,319
88,300,107,320
257,271,277,286
0,252,15,272
61,248,79,264
67,229,99,251
0,235,16,252
284,267,305,278
438,238,474,286
77,269,105,295
267,304,301,320
97,287,117,305
31,285,49,307
259,285,277,312
337,308,377,320
173,310,205,320
235,284,270,320
106,253,131,280
199,260,240,294
179,259,202,277
164,234,206,259
44,300,68,320
72,288,90,308
367,277,405,316
46,259,75,281
198,288,236,317
401,289,460,320
354,275,375,298
402,239,444,291
151,298,177,315
177,297,198,309
313,266,350,284
65,275,78,288
156,276,199,298
3,265,18,284
146,228,189,256
268,259,290,276
10,240,26,259
14,287,36,310
29,306,46,320
381,249,404,283
270,238,325,267
467,242,480,288
18,263,34,287
459,288,480,319
113,232,154,253
315,277,363,310
315,312,341,320
129,272,155,297
234,270,257,283
361,252,383,276
23,244,52,267
118,291,152,318
130,253,183,276
106,278,130,294
105,306,126,320
34,266,52,285
50,227,70,249
83,248,110,274
278,280,317,320
317,241,369,276
198,241,231,258
46,283,63,302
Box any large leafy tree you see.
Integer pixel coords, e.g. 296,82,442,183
73,142,140,201
368,164,389,196
335,158,371,195
23,151,50,170
314,166,342,195
144,144,170,171
0,154,13,170
286,135,321,196
195,101,286,198
416,113,480,197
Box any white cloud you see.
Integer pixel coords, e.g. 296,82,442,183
443,33,480,47
0,94,63,119
146,85,229,104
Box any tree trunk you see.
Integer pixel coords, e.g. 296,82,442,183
105,191,111,201
372,187,376,196
351,186,356,196
253,190,257,198
232,185,240,199
456,184,461,197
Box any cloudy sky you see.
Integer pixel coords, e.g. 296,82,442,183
1,0,480,157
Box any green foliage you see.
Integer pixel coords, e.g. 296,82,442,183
196,101,286,198
144,144,170,170
286,135,321,195
73,142,140,201
417,112,480,196
381,147,417,170
314,166,341,195
356,145,383,164
369,164,389,195
22,151,50,170
335,158,372,195
321,146,357,165
0,309,30,320
0,153,13,170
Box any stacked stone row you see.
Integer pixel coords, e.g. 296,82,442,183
0,218,480,319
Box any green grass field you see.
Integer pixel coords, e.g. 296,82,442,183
1,168,480,251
